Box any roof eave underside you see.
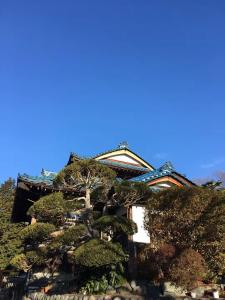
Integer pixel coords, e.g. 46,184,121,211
94,148,154,170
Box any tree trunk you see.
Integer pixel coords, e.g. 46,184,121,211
85,188,91,208
103,205,108,215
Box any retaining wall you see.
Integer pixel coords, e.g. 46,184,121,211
24,292,145,300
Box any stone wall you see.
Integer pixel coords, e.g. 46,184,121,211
24,292,145,300
23,291,225,300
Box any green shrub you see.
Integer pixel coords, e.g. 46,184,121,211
28,192,65,225
73,238,128,267
20,222,56,244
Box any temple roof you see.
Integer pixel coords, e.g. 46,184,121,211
18,162,195,189
69,142,154,171
130,161,174,182
18,169,57,187
99,159,149,172
130,161,195,187
17,144,195,189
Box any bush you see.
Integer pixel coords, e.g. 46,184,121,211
93,215,137,236
60,224,88,245
137,244,176,281
169,248,207,289
28,192,65,225
10,254,30,272
73,238,128,267
145,187,225,280
80,264,126,294
20,222,56,244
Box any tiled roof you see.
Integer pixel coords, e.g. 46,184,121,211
18,169,57,186
99,159,149,172
92,142,130,159
70,143,129,161
70,143,154,170
129,162,192,186
18,158,148,187
18,162,194,188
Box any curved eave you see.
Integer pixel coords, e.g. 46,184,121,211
67,152,150,174
147,174,195,187
18,175,54,189
17,176,79,193
172,172,196,186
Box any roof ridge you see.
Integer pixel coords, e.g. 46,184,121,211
130,162,174,183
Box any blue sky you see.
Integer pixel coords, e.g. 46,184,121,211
0,0,225,183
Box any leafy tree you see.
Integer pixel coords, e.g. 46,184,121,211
0,178,24,275
91,180,152,219
54,159,116,208
144,187,225,282
0,223,24,271
0,178,16,229
0,178,15,202
99,180,153,208
114,181,152,207
93,215,137,237
216,171,225,187
201,181,223,190
12,160,139,293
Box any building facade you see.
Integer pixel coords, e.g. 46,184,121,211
12,143,195,243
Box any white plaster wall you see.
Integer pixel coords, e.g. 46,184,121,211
132,206,150,244
157,183,171,187
108,155,140,165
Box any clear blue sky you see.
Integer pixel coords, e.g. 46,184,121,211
0,0,225,183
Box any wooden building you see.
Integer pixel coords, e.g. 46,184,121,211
12,142,195,243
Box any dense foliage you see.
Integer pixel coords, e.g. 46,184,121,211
93,215,137,237
54,159,116,209
112,180,153,207
169,248,207,289
28,192,65,226
72,239,128,267
144,187,225,286
7,159,224,292
0,179,24,272
11,160,145,294
138,245,207,289
20,223,56,245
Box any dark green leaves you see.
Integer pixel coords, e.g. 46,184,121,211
93,215,137,236
28,192,65,225
73,239,128,267
20,222,56,244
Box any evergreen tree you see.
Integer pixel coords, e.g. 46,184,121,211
0,178,24,281
11,160,140,294
54,159,116,208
